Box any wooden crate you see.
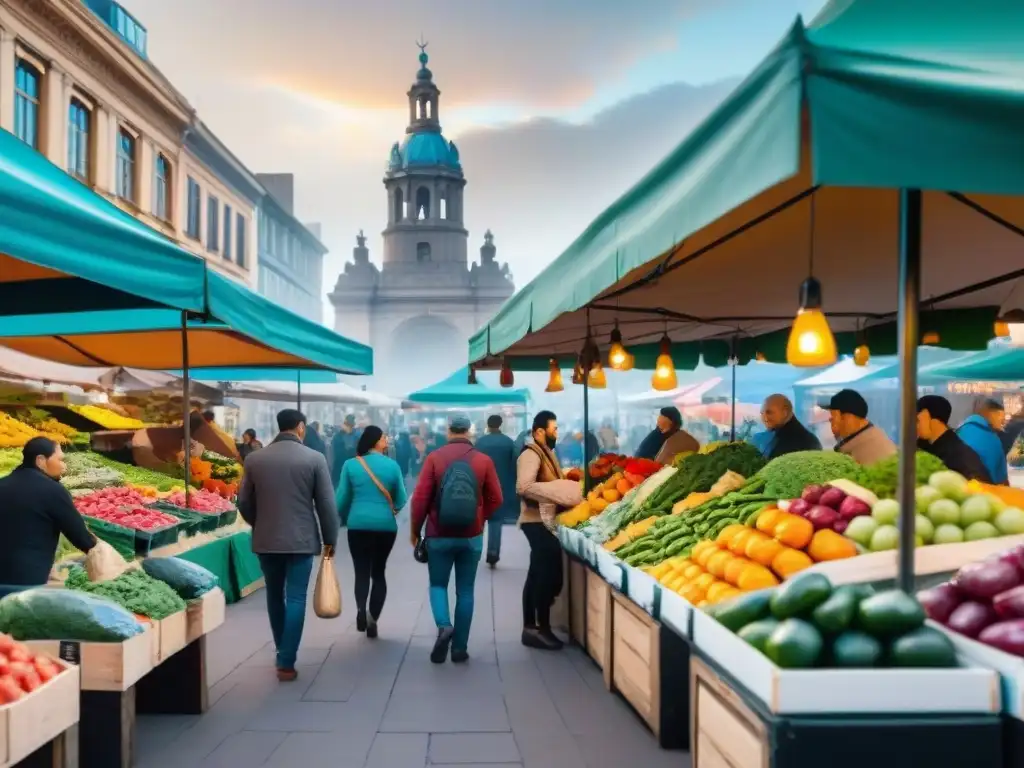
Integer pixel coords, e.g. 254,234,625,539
186,588,226,644
611,591,661,736
26,625,155,692
156,610,188,662
569,558,587,645
691,656,769,768
0,659,80,768
240,577,265,599
550,551,570,634
585,569,612,689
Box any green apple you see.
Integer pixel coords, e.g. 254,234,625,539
933,524,966,545
928,498,961,526
844,516,879,547
915,514,935,543
869,524,900,551
915,485,943,514
965,521,999,541
872,499,900,526
995,507,1024,536
960,494,993,526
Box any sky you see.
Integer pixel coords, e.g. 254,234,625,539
128,0,828,323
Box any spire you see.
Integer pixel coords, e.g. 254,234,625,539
406,39,440,134
480,230,496,264
353,230,369,264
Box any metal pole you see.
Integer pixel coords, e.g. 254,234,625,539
896,188,922,594
730,361,737,442
583,373,592,494
181,311,191,508
296,371,302,410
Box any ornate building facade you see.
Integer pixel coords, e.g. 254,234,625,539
329,45,514,392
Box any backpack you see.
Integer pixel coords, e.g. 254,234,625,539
437,447,480,530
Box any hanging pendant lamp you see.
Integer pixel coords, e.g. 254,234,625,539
545,359,564,392
498,359,514,388
608,322,629,370
651,334,677,391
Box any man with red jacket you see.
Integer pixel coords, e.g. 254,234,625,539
411,414,502,664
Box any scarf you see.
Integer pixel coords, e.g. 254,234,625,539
635,427,669,460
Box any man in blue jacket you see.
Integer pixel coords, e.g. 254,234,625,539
957,398,1008,485
475,415,518,567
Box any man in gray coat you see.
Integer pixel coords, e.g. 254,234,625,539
475,414,518,568
237,409,339,682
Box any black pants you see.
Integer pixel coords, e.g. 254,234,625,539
521,522,563,630
347,529,397,619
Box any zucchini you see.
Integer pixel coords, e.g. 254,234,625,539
770,573,832,620
764,619,824,669
886,626,957,668
857,590,926,637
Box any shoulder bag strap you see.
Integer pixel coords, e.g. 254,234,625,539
356,456,397,515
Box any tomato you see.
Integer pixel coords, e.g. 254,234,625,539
33,657,58,682
8,644,30,663
0,675,23,703
0,634,14,653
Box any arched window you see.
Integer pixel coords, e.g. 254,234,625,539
415,187,430,220
415,101,422,120
439,187,448,220
393,188,404,222
154,154,171,221
425,100,432,119
14,60,40,149
416,242,431,262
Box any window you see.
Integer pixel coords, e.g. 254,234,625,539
115,128,135,202
67,99,90,181
207,195,219,252
14,60,40,149
186,177,201,238
111,3,148,58
153,154,170,220
416,242,431,262
236,213,247,267
223,204,232,260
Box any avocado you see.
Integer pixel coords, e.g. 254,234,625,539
831,630,883,668
714,589,773,632
738,618,780,654
856,590,926,637
811,586,860,634
769,573,832,620
887,626,957,668
764,619,824,668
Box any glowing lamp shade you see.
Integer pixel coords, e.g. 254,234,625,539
853,344,870,366
499,360,514,388
755,351,767,363
921,331,941,345
651,335,677,391
588,363,607,389
620,352,635,371
785,278,837,367
608,324,628,370
545,359,564,392
571,356,585,385
995,321,1011,338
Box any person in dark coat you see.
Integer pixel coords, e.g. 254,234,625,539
0,437,96,594
761,394,822,459
330,415,359,488
917,395,993,482
303,421,328,457
395,432,413,478
238,428,263,460
475,415,518,568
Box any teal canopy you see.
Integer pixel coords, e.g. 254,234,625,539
922,346,1024,382
407,367,529,408
166,367,340,383
0,271,373,374
0,127,205,314
469,0,1024,370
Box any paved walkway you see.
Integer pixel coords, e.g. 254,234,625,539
137,526,688,768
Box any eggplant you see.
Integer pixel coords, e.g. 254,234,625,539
917,583,963,624
955,560,1022,601
993,585,1024,620
947,601,998,639
978,620,1024,657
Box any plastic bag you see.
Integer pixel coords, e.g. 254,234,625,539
141,557,219,600
313,548,341,618
0,588,144,641
86,539,134,582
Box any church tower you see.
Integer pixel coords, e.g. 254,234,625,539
329,43,514,393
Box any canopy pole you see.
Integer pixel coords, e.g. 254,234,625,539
583,374,592,494
181,311,191,508
896,189,922,594
297,371,302,410
730,362,737,442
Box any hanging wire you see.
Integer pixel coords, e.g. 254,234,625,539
808,191,817,278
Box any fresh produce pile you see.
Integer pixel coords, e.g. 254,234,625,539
557,460,664,527
712,573,957,669
588,453,629,481
844,471,1024,552
754,450,860,499
69,404,146,430
786,480,877,537
854,451,947,499
141,557,219,600
0,447,20,476
64,565,186,620
0,633,66,702
0,588,145,641
203,450,243,482
0,411,72,448
59,452,184,492
919,543,1024,657
165,488,236,515
9,407,86,446
74,488,180,531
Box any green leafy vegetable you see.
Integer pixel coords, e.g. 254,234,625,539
855,451,947,499
65,565,186,620
755,450,860,499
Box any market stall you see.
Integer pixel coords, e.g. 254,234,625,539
467,0,1024,763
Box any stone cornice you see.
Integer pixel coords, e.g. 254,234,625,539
7,0,191,135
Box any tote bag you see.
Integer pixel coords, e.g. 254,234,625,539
313,546,342,618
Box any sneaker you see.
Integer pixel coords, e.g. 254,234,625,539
356,611,367,633
276,667,298,682
539,629,565,650
366,618,378,639
431,626,455,664
521,627,562,651
451,649,469,663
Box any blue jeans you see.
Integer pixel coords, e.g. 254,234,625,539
486,517,503,559
426,536,483,652
258,553,314,670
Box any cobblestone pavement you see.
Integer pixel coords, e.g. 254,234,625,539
137,523,689,767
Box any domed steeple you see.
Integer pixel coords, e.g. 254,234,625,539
407,38,440,135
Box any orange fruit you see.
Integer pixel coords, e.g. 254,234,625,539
705,550,734,578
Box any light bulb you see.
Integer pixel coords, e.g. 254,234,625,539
995,321,1010,338
545,360,564,392
571,356,585,385
921,331,941,345
853,344,870,366
588,364,607,389
620,352,635,371
755,351,767,363
651,334,677,391
786,308,837,366
609,343,628,370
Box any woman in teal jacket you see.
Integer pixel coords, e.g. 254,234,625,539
336,426,408,637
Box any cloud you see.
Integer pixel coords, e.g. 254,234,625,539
129,0,725,109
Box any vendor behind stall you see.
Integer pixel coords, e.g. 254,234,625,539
820,389,896,465
0,437,96,594
635,407,700,463
917,395,992,482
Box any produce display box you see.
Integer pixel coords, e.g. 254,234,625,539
624,563,660,617
691,654,1003,768
585,569,613,688
26,625,155,692
154,610,187,663
133,522,182,556
690,605,999,714
218,509,238,527
610,591,691,749
658,587,693,640
147,501,206,536
808,534,1024,588
594,547,625,591
0,660,79,768
185,588,226,644
568,556,587,645
930,620,1024,718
